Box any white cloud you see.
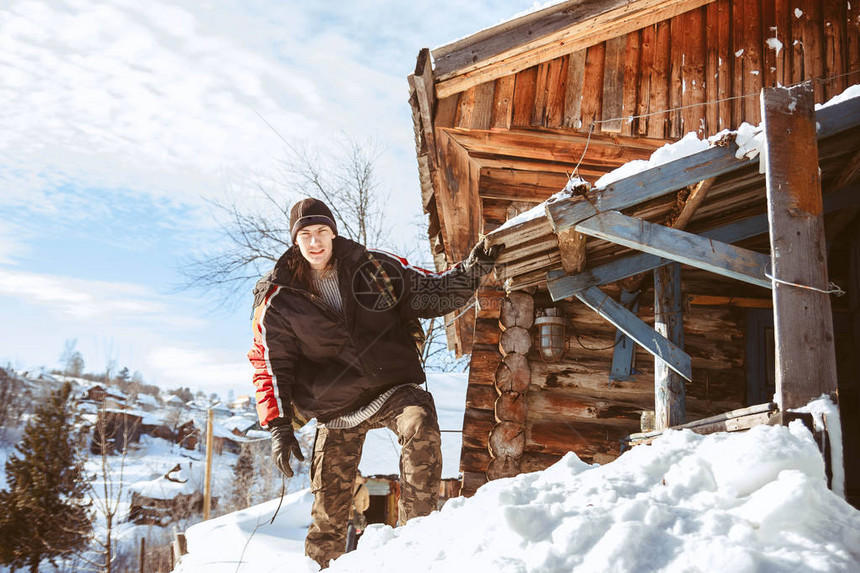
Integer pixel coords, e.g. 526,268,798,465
0,267,203,326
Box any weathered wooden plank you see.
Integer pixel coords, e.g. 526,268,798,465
773,0,792,87
574,210,772,288
715,0,732,132
681,8,706,136
822,0,846,99
625,402,778,446
491,75,516,129
654,262,686,429
563,50,587,129
601,35,627,133
471,82,496,129
455,85,477,128
512,66,538,128
576,285,692,380
637,24,655,137
669,14,685,138
762,83,838,411
800,0,824,102
648,20,671,139
461,408,494,450
432,0,718,99
609,288,640,381
731,0,746,129
435,95,459,129
581,43,606,132
848,0,860,80
621,30,640,136
743,0,763,125
546,56,570,129
761,0,777,90
531,61,552,127
533,57,569,128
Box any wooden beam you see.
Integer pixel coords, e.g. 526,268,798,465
576,285,692,381
440,127,663,167
625,402,778,446
609,288,640,381
574,210,772,288
762,83,838,411
548,144,753,231
546,182,860,299
432,0,717,99
654,263,686,429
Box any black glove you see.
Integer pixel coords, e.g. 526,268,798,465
270,424,304,477
466,238,504,274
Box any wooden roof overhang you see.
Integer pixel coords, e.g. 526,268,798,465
432,0,717,99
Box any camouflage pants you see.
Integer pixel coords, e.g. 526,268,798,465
305,385,442,568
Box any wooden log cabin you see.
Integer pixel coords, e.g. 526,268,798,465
407,0,860,506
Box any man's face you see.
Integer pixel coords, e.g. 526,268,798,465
296,224,335,270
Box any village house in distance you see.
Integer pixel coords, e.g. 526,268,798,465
408,0,860,506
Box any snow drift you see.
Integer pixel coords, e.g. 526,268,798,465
176,419,860,573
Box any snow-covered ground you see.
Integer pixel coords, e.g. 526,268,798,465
176,415,860,573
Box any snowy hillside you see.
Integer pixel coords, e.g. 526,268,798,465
175,414,860,573
0,370,470,571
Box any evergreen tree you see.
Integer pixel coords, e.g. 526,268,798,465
0,381,93,572
231,443,256,510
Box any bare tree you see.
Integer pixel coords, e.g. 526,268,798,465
80,401,137,573
180,136,390,305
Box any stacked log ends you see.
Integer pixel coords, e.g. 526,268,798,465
488,291,534,481
499,292,534,330
495,354,530,394
498,327,531,356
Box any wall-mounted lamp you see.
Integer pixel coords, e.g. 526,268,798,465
534,307,565,363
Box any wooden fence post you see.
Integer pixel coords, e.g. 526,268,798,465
654,262,686,429
761,83,838,410
203,409,214,520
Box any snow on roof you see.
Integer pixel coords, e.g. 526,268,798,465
135,393,159,406
176,399,860,573
128,462,199,500
222,415,257,433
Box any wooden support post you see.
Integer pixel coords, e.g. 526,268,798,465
139,537,145,573
761,84,838,411
203,408,214,520
654,262,686,430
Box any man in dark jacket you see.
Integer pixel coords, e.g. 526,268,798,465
248,198,501,567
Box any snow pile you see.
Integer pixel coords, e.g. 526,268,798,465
595,131,711,188
333,422,859,573
175,420,860,573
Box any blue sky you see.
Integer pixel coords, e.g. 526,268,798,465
0,0,539,398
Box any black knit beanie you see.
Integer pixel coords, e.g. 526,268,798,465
289,198,338,243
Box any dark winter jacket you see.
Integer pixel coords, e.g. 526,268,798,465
248,236,486,428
